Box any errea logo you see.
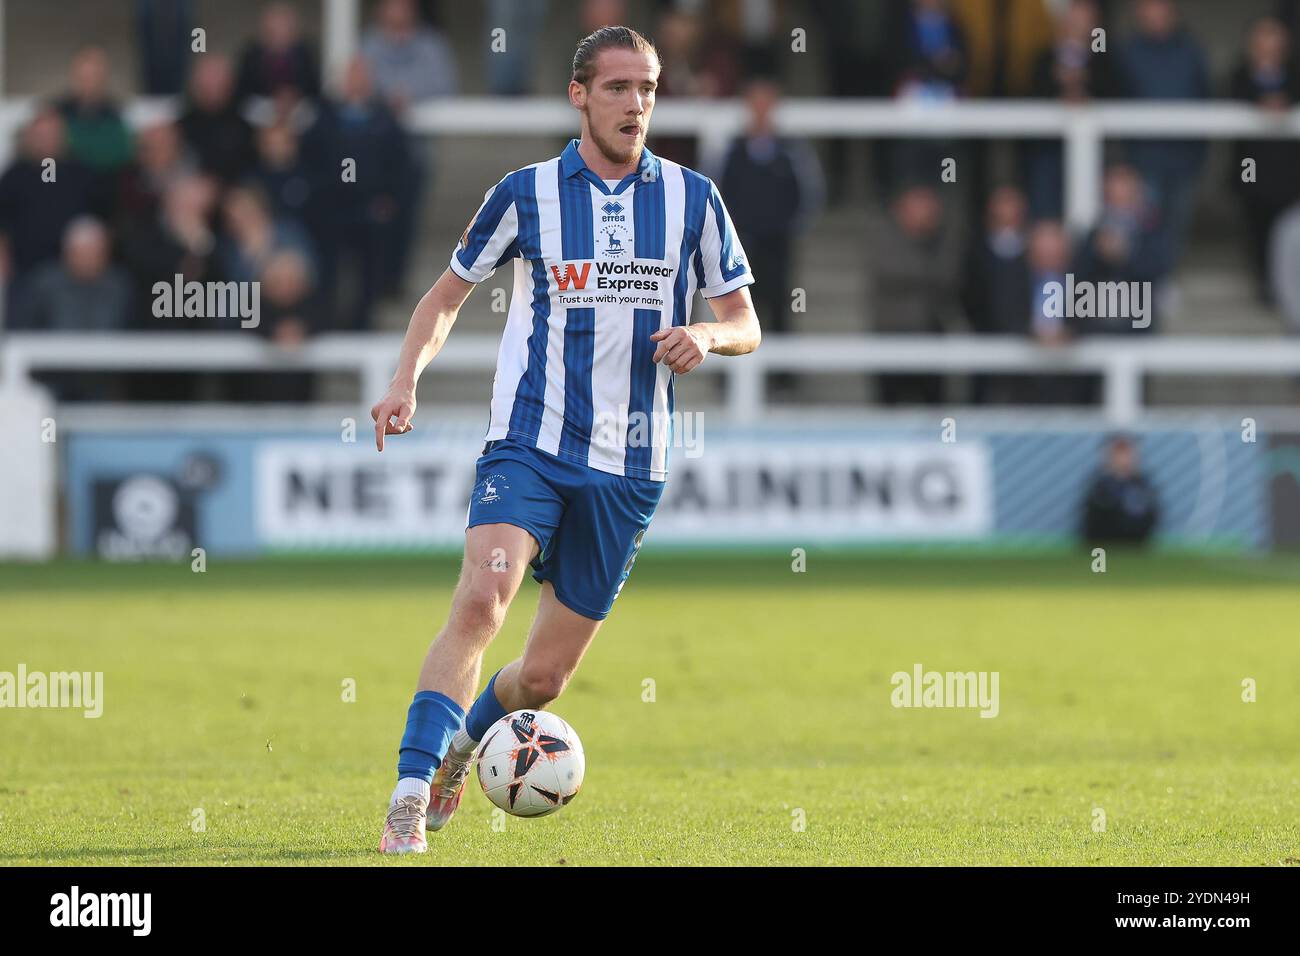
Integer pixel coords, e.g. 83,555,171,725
600,200,625,222
550,263,591,290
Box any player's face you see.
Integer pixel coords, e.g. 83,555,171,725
574,48,658,166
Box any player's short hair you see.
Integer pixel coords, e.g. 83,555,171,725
571,25,660,88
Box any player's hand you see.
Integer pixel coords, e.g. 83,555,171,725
650,326,711,374
370,383,417,451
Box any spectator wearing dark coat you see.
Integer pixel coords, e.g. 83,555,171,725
235,1,320,104
1073,164,1168,335
963,186,1031,403
10,217,131,400
1228,17,1300,301
115,121,197,228
12,217,130,333
1025,0,1121,218
1080,435,1159,547
0,109,109,320
866,183,965,405
135,0,195,95
121,173,223,333
179,54,258,186
1115,0,1210,269
718,78,824,339
310,56,413,329
881,0,970,197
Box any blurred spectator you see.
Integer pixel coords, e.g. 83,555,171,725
1025,0,1120,217
11,217,130,332
312,56,413,327
583,0,628,33
236,1,320,104
887,0,969,101
719,78,825,347
225,250,319,402
1274,0,1300,45
965,185,1031,334
486,0,548,95
357,0,452,294
1026,219,1074,346
259,250,316,346
882,0,969,194
1116,0,1210,268
1074,164,1167,333
963,185,1031,402
252,123,328,243
56,46,133,174
1032,0,1118,101
950,0,1054,98
218,185,316,290
135,0,195,95
360,0,459,110
1024,219,1101,404
1229,17,1300,302
651,5,742,169
180,54,258,186
1268,201,1300,333
116,122,197,226
865,183,964,404
723,0,783,77
122,173,222,331
1080,434,1159,547
0,109,109,317
812,0,893,202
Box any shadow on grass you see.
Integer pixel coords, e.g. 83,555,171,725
0,844,393,864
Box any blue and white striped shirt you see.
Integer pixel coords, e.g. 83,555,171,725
450,139,754,481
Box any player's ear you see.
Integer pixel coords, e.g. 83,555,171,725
568,79,586,110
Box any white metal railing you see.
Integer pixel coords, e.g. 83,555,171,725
1,94,1300,228
4,332,1299,425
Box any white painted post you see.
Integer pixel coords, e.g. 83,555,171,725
1104,354,1142,425
322,0,360,89
725,358,764,425
1064,110,1103,234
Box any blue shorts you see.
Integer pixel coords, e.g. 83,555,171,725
465,439,665,620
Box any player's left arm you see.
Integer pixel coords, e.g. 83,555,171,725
650,287,760,373
652,179,760,374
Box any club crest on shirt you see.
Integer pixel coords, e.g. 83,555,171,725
601,224,630,258
459,211,477,250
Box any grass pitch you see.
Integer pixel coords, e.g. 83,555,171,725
1,551,1297,866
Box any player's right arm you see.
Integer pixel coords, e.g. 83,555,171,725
370,268,475,451
371,171,519,451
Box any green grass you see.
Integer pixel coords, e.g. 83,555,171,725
1,552,1298,866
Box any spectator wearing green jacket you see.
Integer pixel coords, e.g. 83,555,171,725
56,46,134,174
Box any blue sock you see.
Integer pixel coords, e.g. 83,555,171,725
397,690,464,783
465,669,509,741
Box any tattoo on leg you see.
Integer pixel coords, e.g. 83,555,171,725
480,557,510,572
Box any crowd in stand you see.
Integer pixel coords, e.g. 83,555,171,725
1,0,1298,406
0,0,445,360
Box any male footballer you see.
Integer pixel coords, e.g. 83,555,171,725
371,25,760,853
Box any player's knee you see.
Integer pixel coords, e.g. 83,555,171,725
516,665,568,708
456,582,510,635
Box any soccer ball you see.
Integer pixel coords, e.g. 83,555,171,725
476,709,584,817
